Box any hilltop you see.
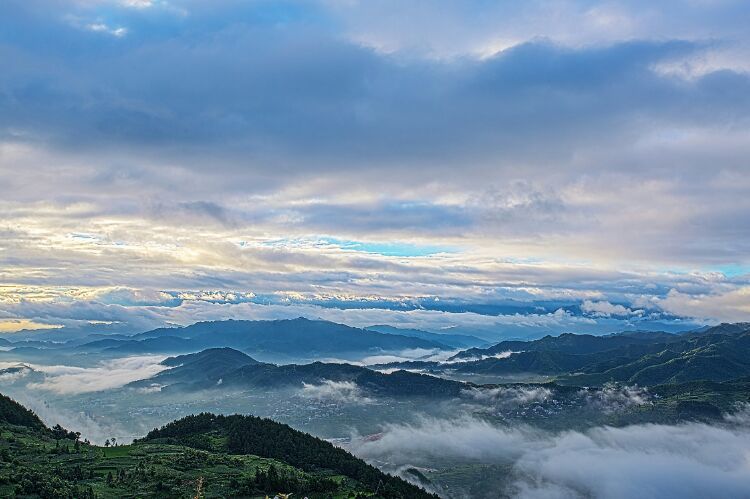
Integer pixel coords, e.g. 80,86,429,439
0,393,436,498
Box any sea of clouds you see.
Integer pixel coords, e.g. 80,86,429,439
350,406,750,498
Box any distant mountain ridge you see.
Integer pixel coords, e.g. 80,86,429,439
365,324,488,349
76,318,452,360
131,347,465,398
450,330,682,361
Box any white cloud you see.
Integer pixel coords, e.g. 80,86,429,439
584,384,651,413
658,287,750,323
300,380,372,404
122,0,153,8
350,411,750,499
0,364,33,382
6,393,129,445
463,386,552,406
86,23,127,37
25,356,168,395
581,300,638,317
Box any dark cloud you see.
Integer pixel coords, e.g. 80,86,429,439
1,2,748,174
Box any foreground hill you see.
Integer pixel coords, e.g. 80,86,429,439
0,393,436,498
0,392,46,431
133,347,465,398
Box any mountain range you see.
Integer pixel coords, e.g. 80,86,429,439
131,347,465,398
0,318,460,363
375,323,750,386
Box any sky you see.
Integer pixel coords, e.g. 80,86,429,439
1,0,749,338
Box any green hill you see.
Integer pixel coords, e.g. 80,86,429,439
143,413,435,498
0,393,45,430
443,324,750,386
0,393,436,498
560,330,750,385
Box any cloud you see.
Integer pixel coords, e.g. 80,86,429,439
446,350,515,364
24,356,168,394
350,411,750,498
0,319,62,332
0,364,34,382
657,287,750,322
512,418,750,499
463,386,552,407
133,382,165,394
121,0,153,8
300,380,372,404
581,300,640,317
584,384,651,413
6,393,129,445
85,22,127,37
1,0,749,331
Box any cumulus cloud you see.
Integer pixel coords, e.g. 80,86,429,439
581,300,640,317
300,380,372,405
657,287,750,323
24,356,168,395
350,411,750,498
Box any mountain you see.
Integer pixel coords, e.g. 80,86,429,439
161,347,259,368
560,328,750,385
152,348,261,386
221,361,465,398
133,347,465,398
0,392,45,430
440,323,750,385
79,335,196,354
87,318,451,359
0,392,436,498
143,413,437,498
366,324,487,349
450,330,681,361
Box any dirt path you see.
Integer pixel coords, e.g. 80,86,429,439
193,476,204,499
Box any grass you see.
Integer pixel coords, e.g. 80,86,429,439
0,423,373,498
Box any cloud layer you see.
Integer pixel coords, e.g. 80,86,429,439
1,0,749,333
351,411,750,498
0,356,168,394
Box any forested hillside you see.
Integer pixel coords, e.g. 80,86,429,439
0,393,436,498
